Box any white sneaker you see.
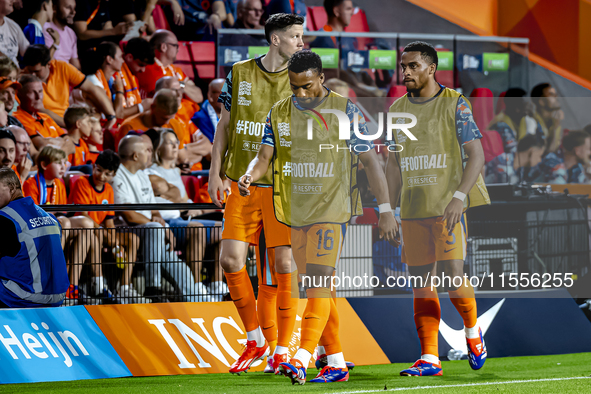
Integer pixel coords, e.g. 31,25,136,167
208,281,229,302
118,284,151,304
186,282,212,302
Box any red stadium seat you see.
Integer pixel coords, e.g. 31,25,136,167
348,87,357,103
190,42,216,62
196,65,216,79
481,130,504,163
470,87,494,134
182,175,197,201
152,5,171,31
68,175,82,190
496,91,507,114
176,42,192,62
176,62,195,79
385,85,407,110
434,48,453,88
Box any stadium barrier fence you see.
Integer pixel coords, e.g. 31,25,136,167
44,201,591,305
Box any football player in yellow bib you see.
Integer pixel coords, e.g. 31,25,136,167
238,50,398,384
386,41,490,377
208,14,305,375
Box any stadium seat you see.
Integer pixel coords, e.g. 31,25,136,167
348,87,357,103
385,85,407,110
470,87,494,134
481,130,504,163
182,175,198,201
176,42,192,62
496,91,507,114
68,175,82,190
190,42,216,79
152,5,171,31
190,42,216,63
176,63,195,79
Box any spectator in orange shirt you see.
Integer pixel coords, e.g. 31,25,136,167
7,125,34,181
122,37,154,104
21,45,117,128
117,88,185,147
84,41,150,122
68,150,145,303
154,76,199,141
136,30,203,105
63,105,92,174
23,145,97,304
117,89,206,166
13,74,75,156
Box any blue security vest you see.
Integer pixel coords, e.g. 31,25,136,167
0,197,69,307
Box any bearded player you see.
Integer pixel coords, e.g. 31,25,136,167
386,41,490,376
208,13,304,375
238,50,398,384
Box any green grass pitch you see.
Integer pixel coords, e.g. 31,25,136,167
4,353,591,393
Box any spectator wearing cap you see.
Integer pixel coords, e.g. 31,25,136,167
0,0,29,66
44,0,81,70
24,0,61,60
7,125,34,182
531,83,564,153
21,45,117,128
0,78,23,128
135,30,203,105
13,74,75,156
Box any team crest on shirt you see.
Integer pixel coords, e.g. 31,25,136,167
102,199,109,204
238,81,252,106
238,81,252,96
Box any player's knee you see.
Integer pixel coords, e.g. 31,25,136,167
219,252,245,273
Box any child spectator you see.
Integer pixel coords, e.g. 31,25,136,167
63,105,93,174
23,145,97,304
68,150,147,303
23,145,67,205
24,0,61,59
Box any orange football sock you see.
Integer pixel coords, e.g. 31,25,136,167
276,271,299,347
413,286,441,357
299,288,331,354
225,266,258,332
449,279,477,329
257,284,278,344
321,296,342,355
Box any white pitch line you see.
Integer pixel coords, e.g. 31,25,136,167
336,376,591,394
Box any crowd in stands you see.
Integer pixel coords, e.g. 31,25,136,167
0,0,589,305
485,84,591,185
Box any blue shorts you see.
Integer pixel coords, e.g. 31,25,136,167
165,217,221,246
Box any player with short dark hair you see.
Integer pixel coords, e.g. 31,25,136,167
209,12,304,375
238,49,397,384
386,40,490,377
